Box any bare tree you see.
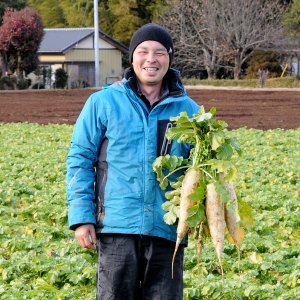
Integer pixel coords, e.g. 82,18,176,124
215,0,284,79
160,0,222,79
160,0,285,79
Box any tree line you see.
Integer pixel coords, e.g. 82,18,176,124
160,0,289,79
0,0,300,84
25,0,169,45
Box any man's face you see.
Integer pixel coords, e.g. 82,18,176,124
132,40,170,87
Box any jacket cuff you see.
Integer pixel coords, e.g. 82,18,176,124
70,223,95,231
68,201,96,230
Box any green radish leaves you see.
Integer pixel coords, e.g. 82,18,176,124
152,155,189,190
166,126,196,144
163,208,179,225
186,182,207,227
188,182,206,203
210,131,225,151
162,190,181,225
153,106,243,229
216,138,234,160
186,203,206,228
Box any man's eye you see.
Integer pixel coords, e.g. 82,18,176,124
156,52,166,56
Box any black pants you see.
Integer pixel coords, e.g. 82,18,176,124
96,234,184,300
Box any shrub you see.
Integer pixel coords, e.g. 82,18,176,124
54,68,68,89
70,80,90,89
245,50,282,79
31,82,45,89
0,76,16,90
16,78,31,90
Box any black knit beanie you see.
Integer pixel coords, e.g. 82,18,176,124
129,23,174,66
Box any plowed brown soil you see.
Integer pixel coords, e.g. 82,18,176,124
0,87,299,129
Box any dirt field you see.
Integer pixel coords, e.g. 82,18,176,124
0,87,299,130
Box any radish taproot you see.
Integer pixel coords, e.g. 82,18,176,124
223,182,240,244
206,182,226,275
172,167,202,277
152,107,245,276
223,181,243,269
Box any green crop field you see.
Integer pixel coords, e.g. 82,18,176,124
0,123,299,299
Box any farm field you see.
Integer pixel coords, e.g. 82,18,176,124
0,87,300,129
0,88,299,299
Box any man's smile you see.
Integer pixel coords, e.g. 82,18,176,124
144,67,159,72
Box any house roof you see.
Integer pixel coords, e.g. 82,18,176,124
276,37,300,52
38,28,128,54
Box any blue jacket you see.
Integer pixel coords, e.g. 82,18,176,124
66,69,200,242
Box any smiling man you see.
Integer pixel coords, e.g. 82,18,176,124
132,40,169,104
66,23,199,300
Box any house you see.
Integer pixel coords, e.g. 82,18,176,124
36,28,128,88
275,37,300,77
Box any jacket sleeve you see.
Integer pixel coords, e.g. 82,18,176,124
66,93,105,230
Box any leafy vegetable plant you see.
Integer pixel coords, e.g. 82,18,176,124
153,107,246,275
0,123,299,299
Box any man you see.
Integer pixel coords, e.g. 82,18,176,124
66,23,199,300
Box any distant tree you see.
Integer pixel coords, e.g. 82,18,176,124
161,0,285,79
216,0,285,79
60,0,94,27
0,8,44,79
54,68,68,89
0,0,27,24
28,0,66,27
28,0,168,46
283,0,300,37
107,0,143,45
99,0,115,37
145,0,169,21
280,0,293,5
159,0,222,79
27,0,93,28
99,0,168,45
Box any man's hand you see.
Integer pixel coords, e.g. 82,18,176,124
75,224,96,250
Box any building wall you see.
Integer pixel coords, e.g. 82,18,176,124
292,57,300,77
65,49,94,61
64,49,123,87
99,49,123,84
39,54,65,63
66,63,94,88
76,35,115,49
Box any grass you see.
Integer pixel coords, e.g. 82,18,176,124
182,76,300,88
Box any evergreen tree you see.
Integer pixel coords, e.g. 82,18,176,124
27,0,168,45
28,0,66,27
0,0,27,24
60,0,94,27
283,0,300,37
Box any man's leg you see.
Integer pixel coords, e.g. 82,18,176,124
142,236,185,300
96,234,141,300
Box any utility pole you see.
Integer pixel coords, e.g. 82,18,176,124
94,0,100,87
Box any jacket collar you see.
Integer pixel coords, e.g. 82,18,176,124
124,67,185,97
